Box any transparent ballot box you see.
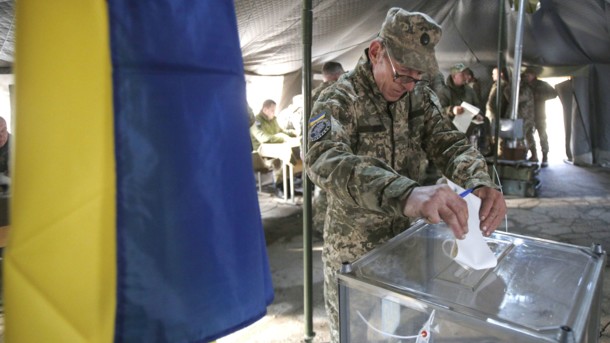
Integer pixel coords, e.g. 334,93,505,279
337,221,606,343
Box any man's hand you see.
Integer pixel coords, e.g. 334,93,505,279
403,185,469,239
473,187,507,236
452,106,465,115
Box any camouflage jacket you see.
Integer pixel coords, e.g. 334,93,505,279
486,80,511,121
486,80,534,124
518,81,536,127
312,80,334,104
305,51,495,267
437,76,481,117
529,79,558,118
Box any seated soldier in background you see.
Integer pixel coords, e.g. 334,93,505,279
250,99,299,197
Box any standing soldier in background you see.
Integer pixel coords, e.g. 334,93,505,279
305,8,506,342
463,67,483,105
311,61,345,234
523,66,558,167
519,76,537,162
312,61,345,103
438,63,492,156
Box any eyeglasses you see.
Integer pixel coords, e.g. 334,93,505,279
384,47,428,86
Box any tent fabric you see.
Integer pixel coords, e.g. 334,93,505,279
6,1,273,342
234,0,610,76
0,1,608,164
0,0,14,64
234,0,610,167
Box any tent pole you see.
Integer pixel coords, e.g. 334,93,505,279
492,0,506,179
509,0,527,121
301,0,315,342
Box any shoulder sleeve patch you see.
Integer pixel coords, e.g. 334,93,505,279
308,111,330,142
308,111,327,127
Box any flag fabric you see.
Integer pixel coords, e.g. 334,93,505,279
5,1,273,342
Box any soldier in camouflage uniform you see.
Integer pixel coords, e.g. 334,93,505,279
312,61,346,234
312,61,346,104
518,77,537,161
304,8,507,342
523,66,558,166
438,63,492,156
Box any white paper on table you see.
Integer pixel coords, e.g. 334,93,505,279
445,180,497,270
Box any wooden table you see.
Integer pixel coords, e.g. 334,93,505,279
258,139,302,202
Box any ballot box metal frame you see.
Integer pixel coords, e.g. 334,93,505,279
338,220,606,343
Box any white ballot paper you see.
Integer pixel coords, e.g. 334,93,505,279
452,101,481,133
460,101,480,116
444,180,498,270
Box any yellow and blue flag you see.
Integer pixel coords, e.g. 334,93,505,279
5,1,273,342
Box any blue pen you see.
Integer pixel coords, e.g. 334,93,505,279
459,188,474,198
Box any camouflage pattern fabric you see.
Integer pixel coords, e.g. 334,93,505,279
306,51,496,343
485,79,511,122
312,79,342,234
518,82,536,154
312,187,327,234
379,8,441,75
437,74,481,116
312,80,334,105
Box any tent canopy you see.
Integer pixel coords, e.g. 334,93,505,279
235,0,610,76
235,0,610,166
0,0,608,165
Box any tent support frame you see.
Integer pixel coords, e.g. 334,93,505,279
302,0,315,342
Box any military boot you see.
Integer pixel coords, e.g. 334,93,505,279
541,152,549,168
528,149,539,163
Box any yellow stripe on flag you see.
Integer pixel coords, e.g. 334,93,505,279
5,1,116,342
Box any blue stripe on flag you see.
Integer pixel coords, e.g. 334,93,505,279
108,1,273,342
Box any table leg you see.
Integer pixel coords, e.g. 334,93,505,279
289,164,295,202
282,163,288,202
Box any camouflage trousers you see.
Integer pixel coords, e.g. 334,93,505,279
535,115,549,153
524,120,537,155
323,256,341,343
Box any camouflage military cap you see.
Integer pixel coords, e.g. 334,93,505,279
450,63,467,75
379,8,442,75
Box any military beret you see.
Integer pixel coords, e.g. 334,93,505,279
379,7,442,75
